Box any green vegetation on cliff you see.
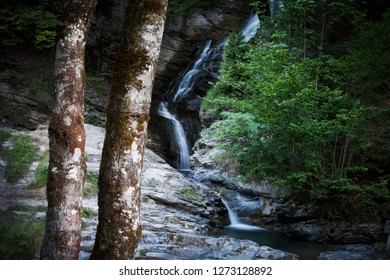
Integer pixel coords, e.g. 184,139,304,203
203,0,390,221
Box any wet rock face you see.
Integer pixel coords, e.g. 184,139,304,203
138,232,297,260
148,0,252,165
78,125,298,260
153,0,251,100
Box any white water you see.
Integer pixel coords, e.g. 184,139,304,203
157,102,191,171
172,40,212,103
159,12,260,171
241,12,260,42
221,197,267,231
159,41,213,170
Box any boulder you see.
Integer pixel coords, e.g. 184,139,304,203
137,231,297,260
318,244,388,260
283,222,326,243
327,224,384,244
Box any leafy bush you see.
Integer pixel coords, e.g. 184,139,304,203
203,3,390,221
0,5,61,49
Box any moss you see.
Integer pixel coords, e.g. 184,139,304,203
6,204,47,213
112,0,167,92
83,171,99,197
0,212,45,260
147,178,159,188
81,207,96,218
0,129,11,144
136,114,149,133
4,134,38,183
178,187,203,202
28,150,49,189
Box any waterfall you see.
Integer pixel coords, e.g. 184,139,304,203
157,12,260,171
221,197,241,225
157,102,191,171
171,40,212,103
158,41,214,170
221,197,267,231
241,12,260,42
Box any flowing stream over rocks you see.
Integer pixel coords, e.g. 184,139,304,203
1,4,389,261
189,133,390,260
0,124,297,260
1,124,389,259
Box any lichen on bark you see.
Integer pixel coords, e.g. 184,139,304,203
40,0,97,260
90,0,168,260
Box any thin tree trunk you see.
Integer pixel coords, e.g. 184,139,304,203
90,0,168,260
40,0,97,260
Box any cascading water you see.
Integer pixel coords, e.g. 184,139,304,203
221,197,266,231
157,102,191,171
158,41,213,170
219,195,324,259
171,40,212,103
157,12,260,171
221,197,241,225
241,12,260,42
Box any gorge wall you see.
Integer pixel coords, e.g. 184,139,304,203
148,0,253,166
1,0,253,167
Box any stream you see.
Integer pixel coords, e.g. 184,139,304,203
217,197,325,259
152,11,388,260
157,11,325,259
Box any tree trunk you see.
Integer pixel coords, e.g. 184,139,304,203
40,0,97,260
90,0,168,259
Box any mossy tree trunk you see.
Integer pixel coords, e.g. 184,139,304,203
90,0,168,259
40,0,97,260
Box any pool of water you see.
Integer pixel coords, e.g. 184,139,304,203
215,225,325,260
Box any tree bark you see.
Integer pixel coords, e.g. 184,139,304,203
40,0,97,260
90,0,168,259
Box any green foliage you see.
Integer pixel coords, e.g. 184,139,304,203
82,207,96,219
0,213,45,259
203,1,390,221
0,4,61,49
4,134,38,183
